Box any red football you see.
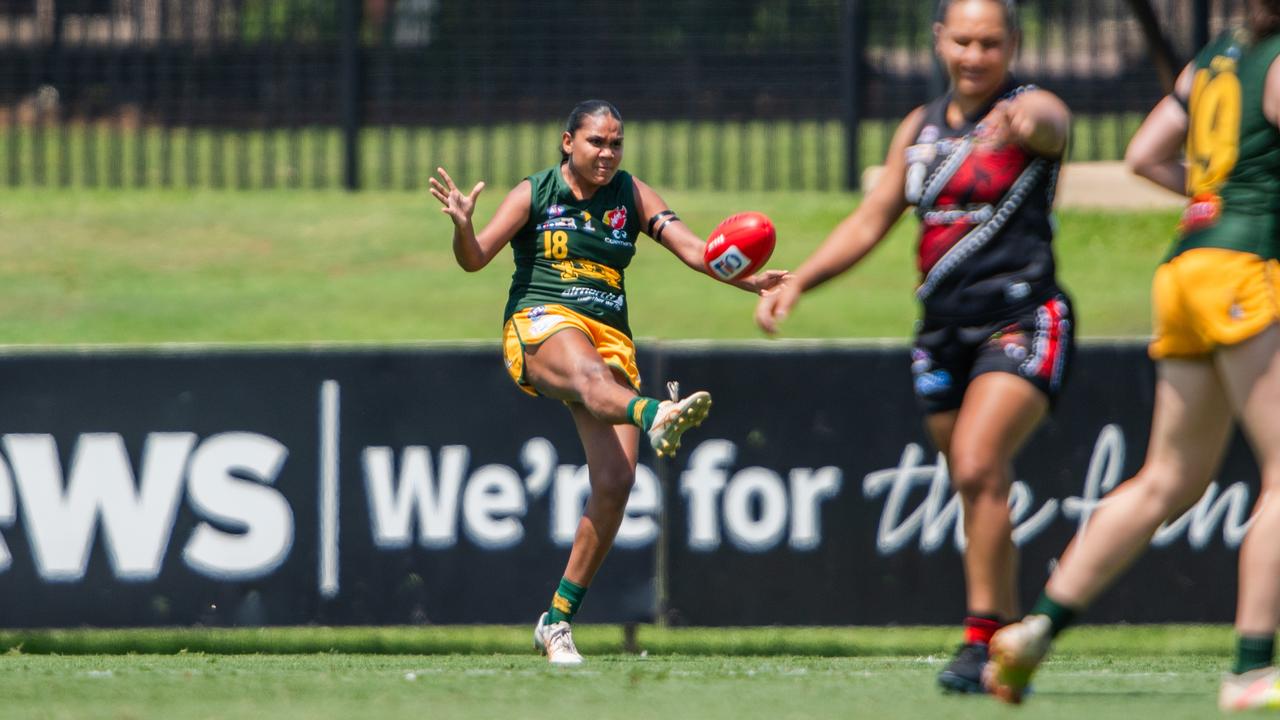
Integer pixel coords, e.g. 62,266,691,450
703,211,776,281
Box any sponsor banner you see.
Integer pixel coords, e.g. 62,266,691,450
0,344,1256,627
0,349,655,626
661,344,1255,625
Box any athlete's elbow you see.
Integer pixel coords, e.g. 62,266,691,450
454,254,487,272
1124,143,1156,177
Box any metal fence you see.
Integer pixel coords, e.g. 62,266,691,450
0,0,1247,191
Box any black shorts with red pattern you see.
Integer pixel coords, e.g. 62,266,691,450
910,292,1074,415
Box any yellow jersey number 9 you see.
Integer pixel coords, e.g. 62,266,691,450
1187,66,1242,196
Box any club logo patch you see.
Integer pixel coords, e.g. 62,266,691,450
603,207,627,230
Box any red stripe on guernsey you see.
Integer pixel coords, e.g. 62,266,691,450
917,144,1032,277
918,224,970,275
1032,298,1064,381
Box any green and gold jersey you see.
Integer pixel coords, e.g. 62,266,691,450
1175,29,1280,260
503,165,644,336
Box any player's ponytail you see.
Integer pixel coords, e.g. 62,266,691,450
561,100,623,163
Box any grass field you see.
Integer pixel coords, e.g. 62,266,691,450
0,625,1236,719
0,188,1177,344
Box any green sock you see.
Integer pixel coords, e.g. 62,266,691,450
625,396,661,431
1031,593,1078,639
1234,634,1275,675
545,577,587,625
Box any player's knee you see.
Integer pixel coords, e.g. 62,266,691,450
1127,466,1203,517
590,468,635,510
573,363,615,408
948,455,1005,499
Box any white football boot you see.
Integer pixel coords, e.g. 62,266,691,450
984,614,1052,704
648,381,712,459
533,612,584,666
1219,666,1280,711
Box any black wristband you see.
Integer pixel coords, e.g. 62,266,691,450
1170,92,1189,114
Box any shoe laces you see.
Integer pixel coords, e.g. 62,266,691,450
548,623,579,657
666,380,680,402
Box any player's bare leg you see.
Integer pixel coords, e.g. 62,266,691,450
988,359,1232,703
561,401,641,590
1218,326,1280,710
523,330,708,663
929,373,1046,693
525,329,710,458
533,400,640,665
524,329,636,422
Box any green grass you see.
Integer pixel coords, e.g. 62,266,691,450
0,624,1233,657
0,626,1240,719
0,188,1177,345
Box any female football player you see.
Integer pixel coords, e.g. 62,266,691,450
431,99,785,665
988,1,1280,710
755,0,1071,693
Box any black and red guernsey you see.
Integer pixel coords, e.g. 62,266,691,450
904,82,1061,322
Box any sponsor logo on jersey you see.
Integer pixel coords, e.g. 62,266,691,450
546,204,567,218
561,286,624,312
536,217,578,232
1005,281,1032,302
528,312,567,337
551,259,623,289
604,206,627,230
1179,192,1221,234
604,229,633,247
528,305,546,320
913,369,952,397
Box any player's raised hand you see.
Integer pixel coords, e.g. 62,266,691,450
429,167,485,226
754,275,800,335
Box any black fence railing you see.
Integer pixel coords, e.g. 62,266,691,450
0,0,1247,191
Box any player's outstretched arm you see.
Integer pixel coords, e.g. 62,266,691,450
1001,89,1071,158
1125,64,1192,196
429,167,530,271
631,177,788,294
754,107,919,334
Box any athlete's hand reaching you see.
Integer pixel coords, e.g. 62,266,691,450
429,167,486,227
739,269,790,295
754,274,801,335
982,92,1071,157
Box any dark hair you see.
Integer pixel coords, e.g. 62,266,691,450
560,99,623,161
935,0,1020,35
1250,0,1280,41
